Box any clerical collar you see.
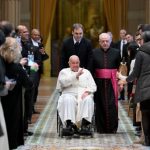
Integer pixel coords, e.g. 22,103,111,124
101,47,110,52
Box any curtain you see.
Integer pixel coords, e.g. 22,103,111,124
104,0,128,41
31,0,57,76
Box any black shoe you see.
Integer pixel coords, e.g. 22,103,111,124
135,131,141,137
71,124,79,134
80,118,92,135
80,125,92,136
80,129,92,136
62,126,74,136
82,118,91,126
118,97,125,101
143,136,150,146
27,119,32,124
33,110,40,114
135,126,141,131
24,131,33,136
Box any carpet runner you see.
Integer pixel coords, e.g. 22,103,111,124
17,90,149,150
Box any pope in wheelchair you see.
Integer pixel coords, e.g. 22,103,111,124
56,55,97,136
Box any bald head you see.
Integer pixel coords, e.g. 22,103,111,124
19,26,29,41
69,55,79,62
16,25,25,36
68,55,80,72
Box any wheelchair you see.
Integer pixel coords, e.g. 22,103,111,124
56,90,96,138
57,111,95,138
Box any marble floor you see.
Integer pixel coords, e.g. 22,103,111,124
17,77,149,150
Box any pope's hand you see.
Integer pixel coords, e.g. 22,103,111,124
76,68,84,79
81,91,90,100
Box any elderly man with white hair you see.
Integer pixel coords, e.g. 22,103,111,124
56,55,97,136
90,33,121,134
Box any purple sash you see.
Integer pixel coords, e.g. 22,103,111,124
95,69,118,108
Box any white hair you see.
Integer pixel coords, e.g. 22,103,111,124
99,33,112,43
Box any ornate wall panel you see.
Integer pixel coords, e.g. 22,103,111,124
0,0,20,27
56,0,104,40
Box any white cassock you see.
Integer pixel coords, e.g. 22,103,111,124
56,68,97,127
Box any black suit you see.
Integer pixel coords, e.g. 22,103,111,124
60,37,92,71
1,63,33,149
21,40,42,123
114,40,128,61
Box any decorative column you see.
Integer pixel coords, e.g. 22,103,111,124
0,0,20,27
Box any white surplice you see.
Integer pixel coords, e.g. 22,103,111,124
56,68,97,127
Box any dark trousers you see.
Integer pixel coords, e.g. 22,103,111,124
23,71,39,132
29,71,40,113
141,100,150,145
119,88,125,100
24,87,33,132
142,110,150,136
142,110,150,145
127,82,133,100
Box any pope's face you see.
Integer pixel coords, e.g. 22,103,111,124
72,28,83,42
69,59,80,72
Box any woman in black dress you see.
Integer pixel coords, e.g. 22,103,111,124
0,37,33,149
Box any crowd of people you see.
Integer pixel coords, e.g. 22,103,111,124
58,23,150,147
0,20,48,149
1,20,150,149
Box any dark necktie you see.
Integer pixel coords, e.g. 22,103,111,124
74,42,80,52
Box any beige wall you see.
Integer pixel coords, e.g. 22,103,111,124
0,0,20,27
146,0,150,23
20,0,30,29
0,0,150,34
127,0,146,34
0,0,30,29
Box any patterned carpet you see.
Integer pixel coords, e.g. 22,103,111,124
17,90,150,150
